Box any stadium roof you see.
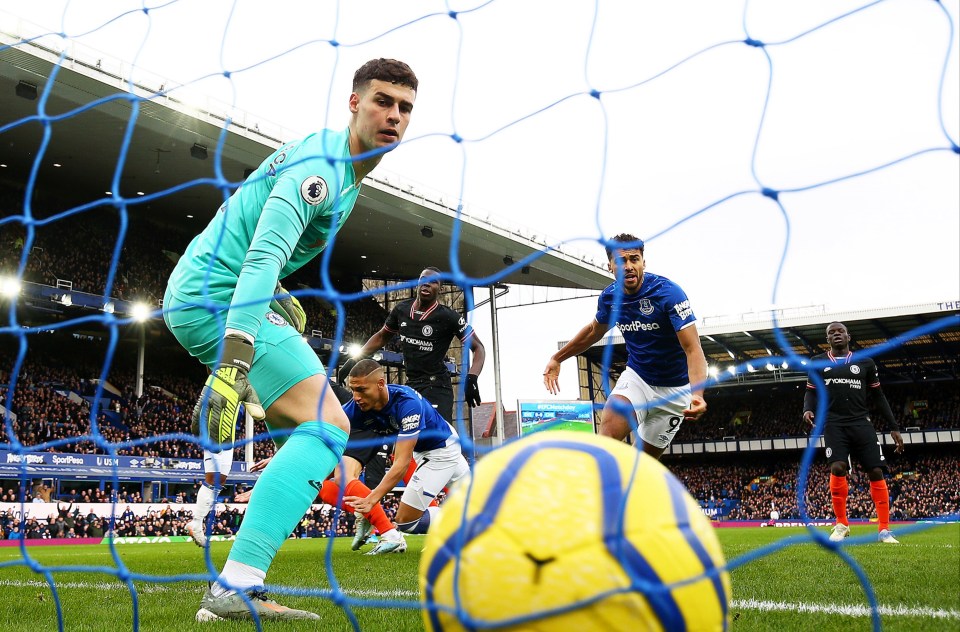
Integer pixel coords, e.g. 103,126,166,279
0,31,611,291
573,302,960,386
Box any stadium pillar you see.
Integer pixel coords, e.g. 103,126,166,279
244,409,254,466
489,286,505,445
135,324,145,399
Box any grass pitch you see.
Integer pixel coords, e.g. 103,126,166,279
0,524,956,631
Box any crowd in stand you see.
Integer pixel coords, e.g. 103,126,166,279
0,479,402,541
668,450,960,521
680,381,959,441
2,196,958,538
4,351,956,465
0,212,186,305
1,213,393,348
0,337,287,461
3,446,953,540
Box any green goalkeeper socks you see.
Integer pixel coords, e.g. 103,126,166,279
226,421,347,572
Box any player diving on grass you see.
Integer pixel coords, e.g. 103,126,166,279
237,379,408,554
162,58,418,621
341,359,470,541
803,321,904,544
543,233,708,459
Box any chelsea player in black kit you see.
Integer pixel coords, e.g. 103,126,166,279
335,267,484,546
803,322,904,544
341,266,486,423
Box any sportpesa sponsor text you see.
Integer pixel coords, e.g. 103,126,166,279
618,320,661,332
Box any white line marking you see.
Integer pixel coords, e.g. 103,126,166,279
0,579,176,594
3,580,956,619
0,579,417,599
732,599,960,620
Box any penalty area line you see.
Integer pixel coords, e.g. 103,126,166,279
732,598,960,620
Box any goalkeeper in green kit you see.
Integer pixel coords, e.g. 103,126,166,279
162,58,418,621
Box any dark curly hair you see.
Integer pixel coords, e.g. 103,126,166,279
353,58,418,93
604,233,645,260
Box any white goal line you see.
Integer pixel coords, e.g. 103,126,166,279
2,580,957,620
731,598,960,620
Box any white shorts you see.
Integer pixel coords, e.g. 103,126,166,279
203,449,233,477
402,442,470,512
608,366,691,449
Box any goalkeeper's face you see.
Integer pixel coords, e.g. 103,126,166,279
350,79,416,153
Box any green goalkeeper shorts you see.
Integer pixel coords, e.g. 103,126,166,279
162,291,326,412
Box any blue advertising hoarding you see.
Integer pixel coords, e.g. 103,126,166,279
0,450,256,483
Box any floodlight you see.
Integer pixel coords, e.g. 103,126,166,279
0,275,21,298
131,302,151,323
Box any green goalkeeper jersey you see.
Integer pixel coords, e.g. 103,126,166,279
167,127,359,339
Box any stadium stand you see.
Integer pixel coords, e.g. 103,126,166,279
3,319,956,526
0,486,406,541
682,381,959,441
666,448,958,521
2,195,957,536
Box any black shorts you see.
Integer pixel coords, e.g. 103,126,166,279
342,428,392,487
823,421,888,471
408,378,454,423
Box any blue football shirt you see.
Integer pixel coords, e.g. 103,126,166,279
595,272,696,387
342,384,459,452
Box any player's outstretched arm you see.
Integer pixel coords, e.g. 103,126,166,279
345,436,416,514
464,335,486,407
543,319,609,395
233,489,253,503
467,334,486,374
869,385,904,454
802,385,817,430
678,324,707,420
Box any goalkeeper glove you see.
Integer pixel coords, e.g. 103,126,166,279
465,373,482,407
192,335,265,450
337,358,359,386
269,283,306,334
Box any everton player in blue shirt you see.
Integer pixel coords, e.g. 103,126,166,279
341,359,469,551
543,233,707,459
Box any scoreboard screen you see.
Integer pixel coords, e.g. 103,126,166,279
517,400,596,436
